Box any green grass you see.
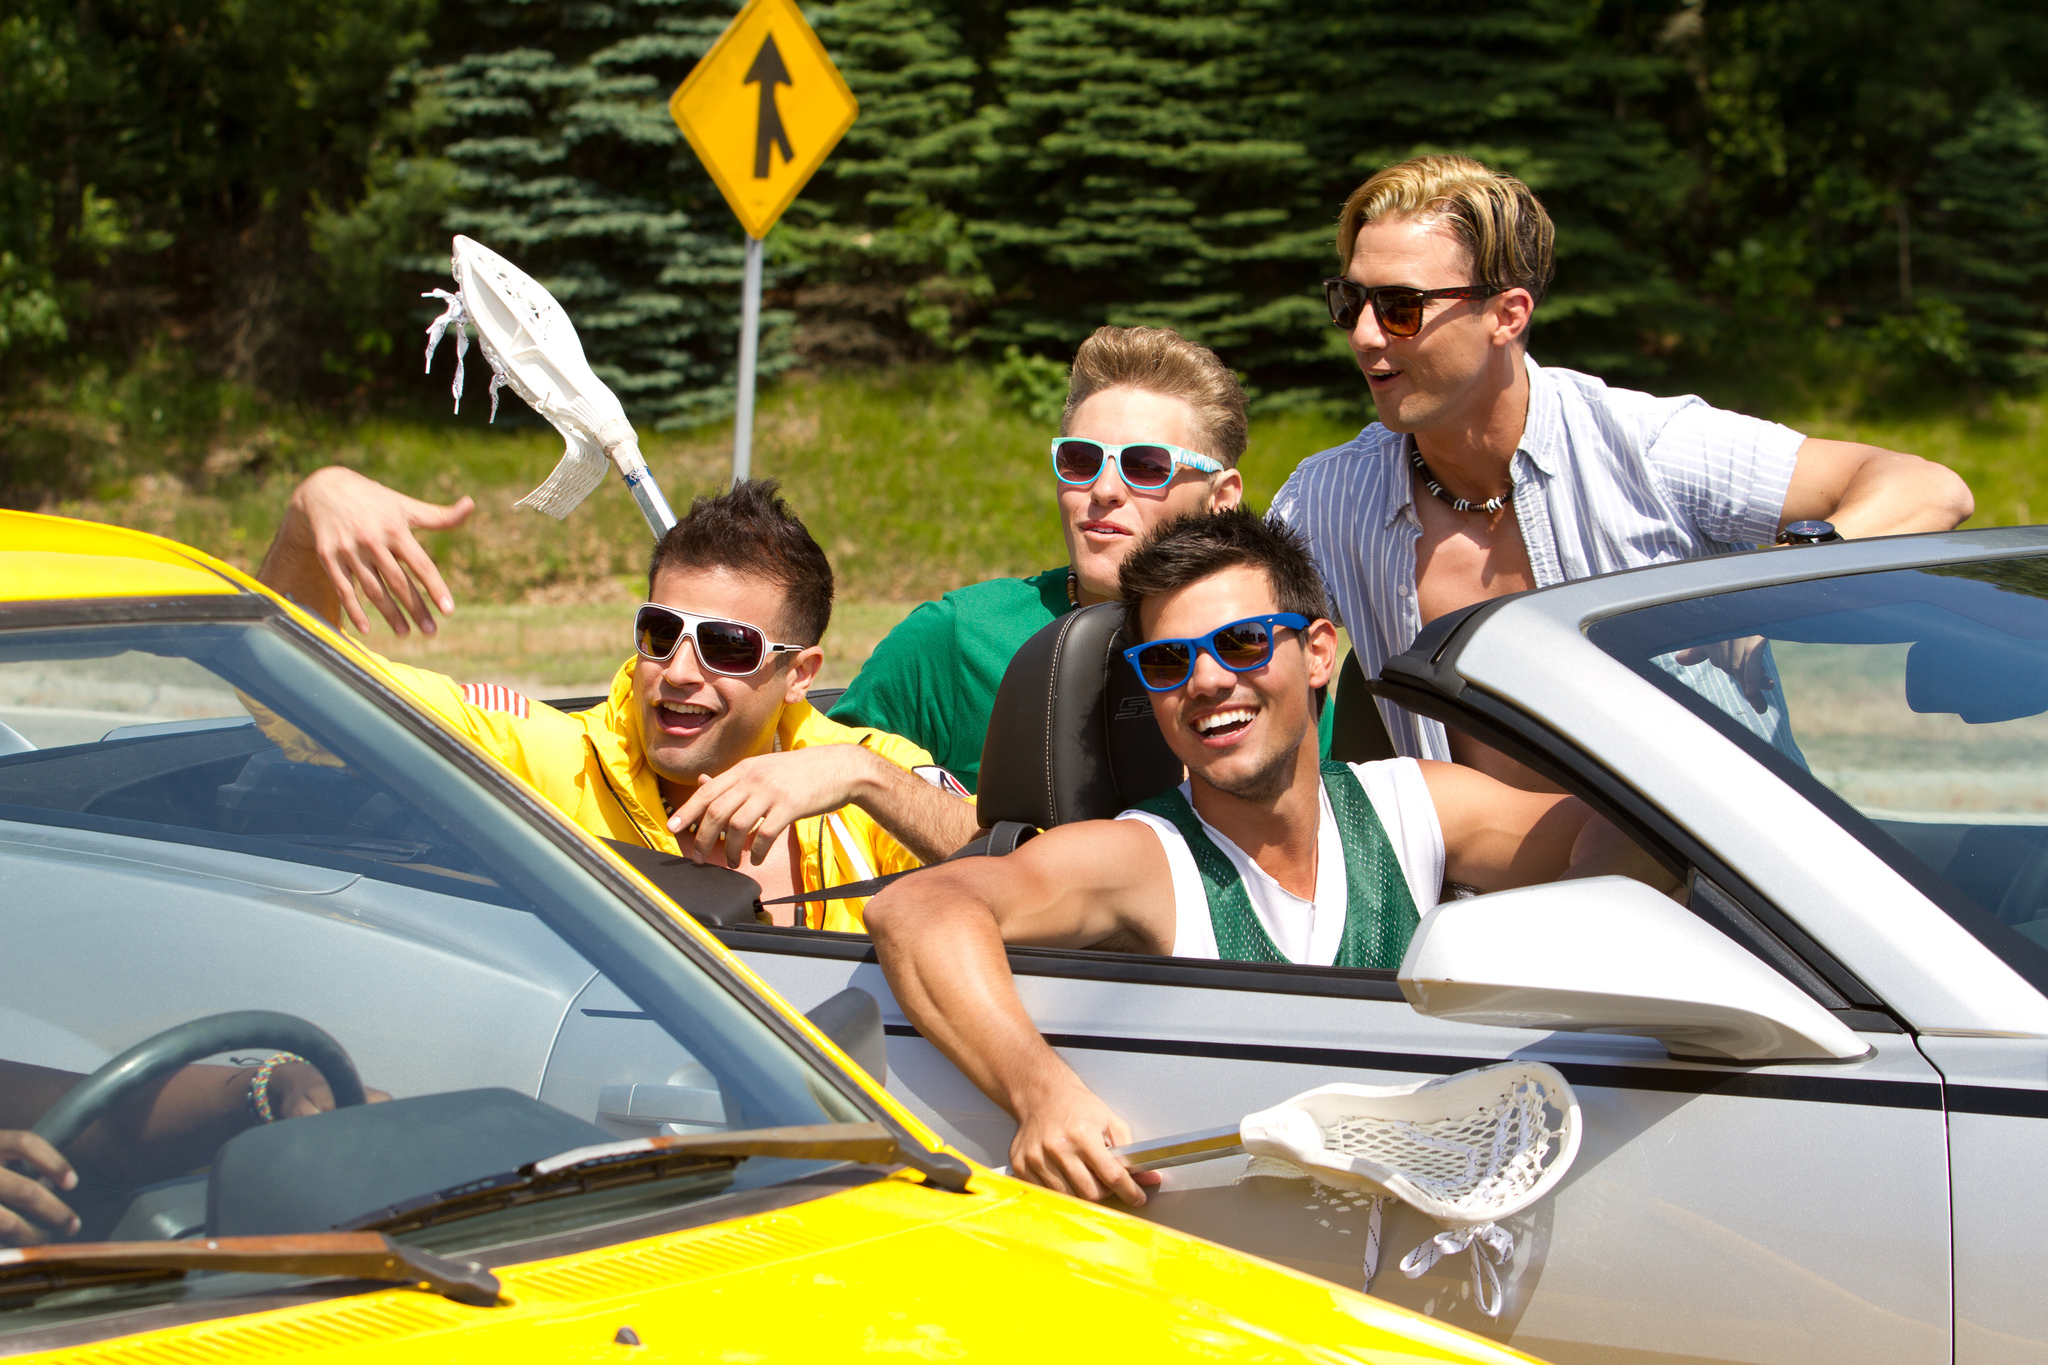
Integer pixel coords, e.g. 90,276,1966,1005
41,359,2047,616
42,364,1367,607
35,360,2044,690
1795,391,2048,528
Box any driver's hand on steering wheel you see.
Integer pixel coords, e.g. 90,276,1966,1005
0,1130,79,1247
267,1062,392,1120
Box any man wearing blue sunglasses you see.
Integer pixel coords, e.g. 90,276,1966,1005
864,508,1672,1207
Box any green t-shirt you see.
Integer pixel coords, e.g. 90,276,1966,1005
829,568,1072,794
829,565,1341,795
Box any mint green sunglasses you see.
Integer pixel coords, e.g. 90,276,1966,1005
1051,438,1223,490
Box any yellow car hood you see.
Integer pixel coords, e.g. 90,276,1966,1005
18,1174,1537,1364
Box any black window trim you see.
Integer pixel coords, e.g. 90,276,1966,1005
712,923,1411,1002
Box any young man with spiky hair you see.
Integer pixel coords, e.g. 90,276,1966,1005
864,508,1669,1205
259,470,979,930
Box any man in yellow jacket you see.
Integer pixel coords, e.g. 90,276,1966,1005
257,469,980,932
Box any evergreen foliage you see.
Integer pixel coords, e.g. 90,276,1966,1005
0,0,437,382
9,0,2048,453
418,0,790,429
1917,90,2048,384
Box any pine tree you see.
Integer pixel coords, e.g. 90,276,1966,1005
1919,89,2048,384
944,1,1696,406
967,0,1331,401
783,0,994,363
421,0,791,429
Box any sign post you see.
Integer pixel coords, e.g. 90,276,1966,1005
670,0,858,486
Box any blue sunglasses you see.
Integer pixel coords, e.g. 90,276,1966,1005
1122,614,1311,692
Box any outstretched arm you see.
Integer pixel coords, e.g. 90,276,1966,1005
1783,438,1973,538
865,820,1172,1205
258,466,475,636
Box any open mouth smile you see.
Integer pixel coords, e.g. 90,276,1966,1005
1190,706,1257,746
652,699,717,735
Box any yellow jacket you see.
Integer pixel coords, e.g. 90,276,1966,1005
372,654,933,933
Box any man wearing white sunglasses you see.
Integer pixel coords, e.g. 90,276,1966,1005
863,507,1670,1205
259,472,979,930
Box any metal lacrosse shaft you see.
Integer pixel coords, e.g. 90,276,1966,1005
733,233,763,485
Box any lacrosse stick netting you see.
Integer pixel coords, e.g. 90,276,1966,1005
422,236,674,533
1239,1063,1581,1317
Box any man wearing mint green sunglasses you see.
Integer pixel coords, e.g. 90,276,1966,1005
829,326,1243,793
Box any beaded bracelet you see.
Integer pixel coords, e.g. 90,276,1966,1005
248,1052,306,1124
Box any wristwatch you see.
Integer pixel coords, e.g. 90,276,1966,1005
1776,520,1843,545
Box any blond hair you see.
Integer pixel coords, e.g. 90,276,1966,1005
1059,326,1248,467
1337,154,1554,308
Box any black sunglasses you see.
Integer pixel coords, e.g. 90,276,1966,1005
633,604,804,677
1321,278,1504,338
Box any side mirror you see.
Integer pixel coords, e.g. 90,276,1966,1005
1397,877,1871,1063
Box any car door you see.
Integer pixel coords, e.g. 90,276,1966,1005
723,891,1950,1365
734,535,2048,1365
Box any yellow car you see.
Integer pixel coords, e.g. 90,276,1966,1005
0,510,1540,1363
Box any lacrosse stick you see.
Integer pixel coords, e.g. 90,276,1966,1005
422,235,677,536
1115,1061,1580,1318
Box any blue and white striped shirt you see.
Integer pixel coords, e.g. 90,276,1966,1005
1271,355,1806,761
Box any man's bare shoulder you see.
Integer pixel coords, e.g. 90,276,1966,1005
963,815,1174,951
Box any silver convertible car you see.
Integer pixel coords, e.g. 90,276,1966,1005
729,526,2048,1365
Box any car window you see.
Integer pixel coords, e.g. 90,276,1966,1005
1588,556,2048,983
0,617,869,1335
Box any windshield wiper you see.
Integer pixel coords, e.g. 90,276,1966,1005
0,1233,499,1307
346,1122,972,1236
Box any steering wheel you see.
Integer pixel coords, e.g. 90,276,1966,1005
32,1011,366,1155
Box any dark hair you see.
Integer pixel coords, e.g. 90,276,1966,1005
647,478,834,645
1118,507,1330,629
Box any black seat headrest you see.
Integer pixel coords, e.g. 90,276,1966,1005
975,602,1184,829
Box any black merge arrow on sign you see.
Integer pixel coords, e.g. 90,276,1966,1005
745,33,795,179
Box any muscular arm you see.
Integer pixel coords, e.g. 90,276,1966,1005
846,754,980,865
1783,438,1973,538
865,820,1172,1205
1422,761,1678,893
257,466,474,635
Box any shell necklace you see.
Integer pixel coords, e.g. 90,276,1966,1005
1410,446,1510,516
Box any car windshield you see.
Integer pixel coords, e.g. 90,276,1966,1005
1588,555,2048,986
0,612,869,1335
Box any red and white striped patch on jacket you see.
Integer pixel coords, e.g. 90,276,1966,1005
459,682,531,719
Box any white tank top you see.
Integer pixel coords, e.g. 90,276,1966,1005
1115,758,1445,965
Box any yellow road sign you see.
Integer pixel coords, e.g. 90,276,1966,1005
669,0,858,240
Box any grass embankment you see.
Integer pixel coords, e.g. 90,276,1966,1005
43,367,1360,691
41,364,2047,692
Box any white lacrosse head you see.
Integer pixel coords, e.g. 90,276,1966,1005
446,235,642,520
1239,1062,1580,1227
